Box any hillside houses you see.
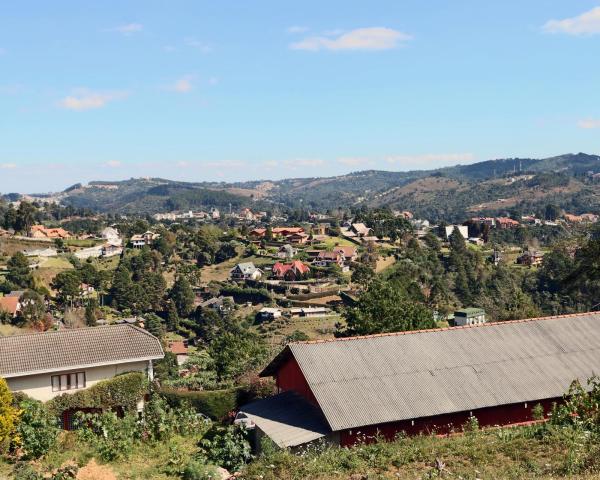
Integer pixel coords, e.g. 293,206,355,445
272,260,310,281
230,262,263,281
29,225,72,240
312,250,345,268
131,231,160,248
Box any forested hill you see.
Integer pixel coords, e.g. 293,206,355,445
9,152,600,220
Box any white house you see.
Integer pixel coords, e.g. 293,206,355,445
230,262,263,281
0,325,163,404
444,225,469,240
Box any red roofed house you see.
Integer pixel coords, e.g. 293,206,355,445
495,217,520,229
312,251,344,268
30,225,72,239
237,312,600,450
272,261,310,281
167,341,190,366
0,296,21,318
333,245,358,263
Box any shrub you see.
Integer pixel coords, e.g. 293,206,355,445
12,463,43,480
182,460,220,480
142,395,208,441
160,388,238,420
0,377,20,453
17,399,60,459
197,424,252,472
75,411,139,462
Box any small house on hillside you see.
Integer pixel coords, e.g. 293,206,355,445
496,217,520,229
277,244,297,260
167,340,189,366
0,296,21,318
230,262,263,281
350,223,371,237
517,250,544,267
0,325,163,426
29,225,72,240
333,245,358,262
258,307,282,321
444,225,468,240
453,308,486,326
131,231,160,248
272,261,310,281
312,251,344,268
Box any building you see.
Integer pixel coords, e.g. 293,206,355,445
258,307,282,321
0,325,163,404
230,262,263,281
444,225,468,240
29,225,72,240
453,308,486,326
101,227,121,244
332,245,358,263
287,232,309,245
496,217,520,229
272,261,310,281
517,250,545,267
167,341,189,366
468,237,485,246
238,313,600,449
130,231,160,248
350,223,371,237
289,307,330,318
312,251,344,268
199,296,235,314
277,244,297,260
0,296,21,318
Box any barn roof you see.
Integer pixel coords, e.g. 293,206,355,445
239,391,330,448
0,324,164,378
261,312,600,432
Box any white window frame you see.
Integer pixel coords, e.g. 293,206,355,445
51,371,86,392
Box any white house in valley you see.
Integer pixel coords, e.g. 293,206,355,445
0,325,164,403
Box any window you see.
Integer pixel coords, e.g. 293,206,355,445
51,372,85,392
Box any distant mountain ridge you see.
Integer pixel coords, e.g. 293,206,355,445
5,153,600,222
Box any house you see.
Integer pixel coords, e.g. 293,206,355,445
0,296,21,318
311,224,330,236
272,261,310,281
199,296,235,314
289,307,330,318
496,217,520,229
517,250,544,267
258,307,282,321
0,324,163,407
29,225,72,240
468,237,485,246
102,243,123,257
287,232,309,245
249,228,267,240
131,231,160,248
312,251,344,268
167,341,189,366
238,312,600,449
230,262,263,281
471,217,496,228
333,245,358,263
453,307,486,326
277,244,297,260
350,223,371,237
444,225,468,240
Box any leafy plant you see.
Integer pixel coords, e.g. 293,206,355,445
197,424,252,471
16,399,60,459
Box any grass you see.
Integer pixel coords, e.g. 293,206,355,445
243,423,600,480
0,324,26,336
313,236,356,249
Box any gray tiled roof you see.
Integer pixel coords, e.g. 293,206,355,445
262,313,600,432
239,391,330,447
0,325,164,378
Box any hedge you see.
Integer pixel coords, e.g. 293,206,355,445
47,372,148,416
160,388,238,421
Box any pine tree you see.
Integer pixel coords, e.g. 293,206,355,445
166,300,180,331
170,276,195,317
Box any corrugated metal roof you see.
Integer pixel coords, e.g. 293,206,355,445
239,391,330,447
0,325,164,378
271,313,600,432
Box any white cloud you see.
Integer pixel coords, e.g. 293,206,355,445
337,157,374,167
59,89,128,111
169,75,194,93
185,38,212,53
1,163,17,169
105,160,122,168
290,27,412,51
543,7,600,35
114,23,143,35
287,26,309,34
578,118,600,129
283,158,325,168
385,153,475,167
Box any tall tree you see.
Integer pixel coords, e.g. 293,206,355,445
6,252,34,289
170,276,195,317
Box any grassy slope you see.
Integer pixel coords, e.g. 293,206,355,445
242,424,600,480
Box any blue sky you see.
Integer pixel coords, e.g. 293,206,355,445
1,1,600,193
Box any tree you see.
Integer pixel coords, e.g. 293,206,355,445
20,290,48,330
209,331,268,382
166,300,180,331
170,276,195,317
338,280,435,337
85,299,98,327
144,313,164,338
110,266,133,310
351,262,375,286
51,270,82,305
0,378,20,453
545,204,561,221
6,252,33,289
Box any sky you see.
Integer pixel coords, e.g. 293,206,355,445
1,1,600,193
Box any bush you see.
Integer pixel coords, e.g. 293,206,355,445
197,424,252,472
182,460,221,480
75,411,138,462
142,395,208,441
160,388,238,420
0,377,20,453
12,463,43,480
17,399,60,459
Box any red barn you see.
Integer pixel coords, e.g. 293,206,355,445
238,312,600,449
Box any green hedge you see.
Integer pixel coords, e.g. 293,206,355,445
47,372,148,416
160,388,238,420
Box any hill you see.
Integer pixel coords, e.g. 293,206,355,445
8,153,600,221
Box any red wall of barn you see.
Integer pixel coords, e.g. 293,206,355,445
275,356,318,406
339,397,560,446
